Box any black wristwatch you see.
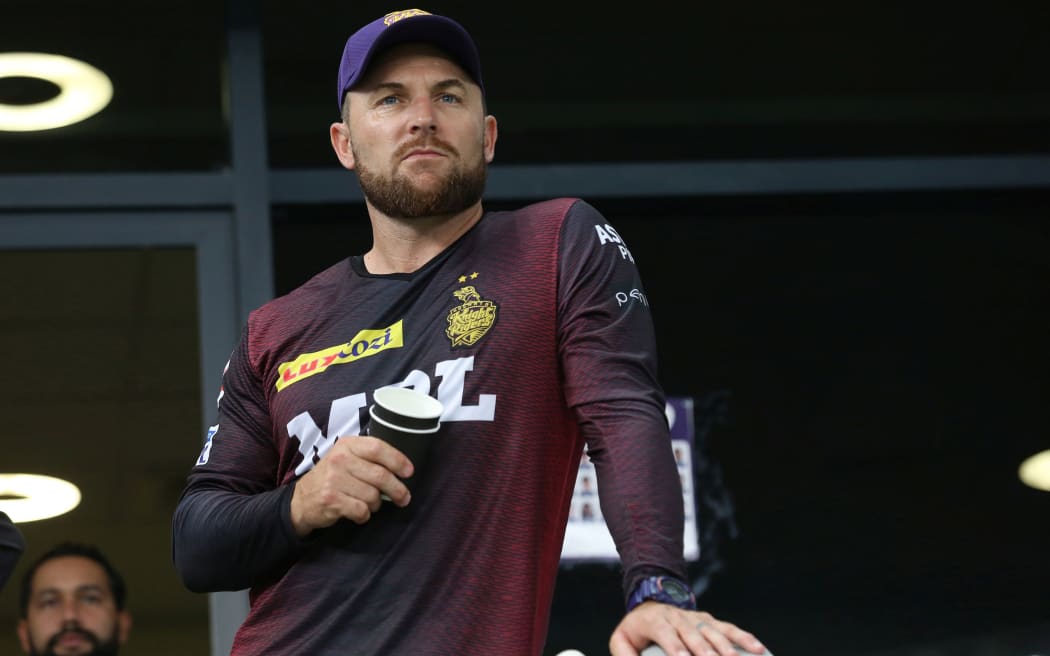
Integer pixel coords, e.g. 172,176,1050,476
626,575,697,612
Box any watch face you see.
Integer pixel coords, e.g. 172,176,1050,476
660,577,692,603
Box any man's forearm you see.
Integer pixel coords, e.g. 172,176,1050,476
171,484,304,592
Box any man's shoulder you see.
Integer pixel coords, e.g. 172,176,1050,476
486,198,596,236
507,198,608,225
238,259,353,368
249,258,350,326
507,197,582,220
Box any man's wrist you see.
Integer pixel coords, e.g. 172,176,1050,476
626,575,697,613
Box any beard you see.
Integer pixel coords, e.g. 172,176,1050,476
30,626,120,656
353,136,487,219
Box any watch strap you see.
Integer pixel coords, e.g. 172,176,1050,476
626,575,697,613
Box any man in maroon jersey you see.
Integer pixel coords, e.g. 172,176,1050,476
172,8,769,656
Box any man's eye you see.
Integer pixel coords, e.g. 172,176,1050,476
439,93,460,104
379,96,399,105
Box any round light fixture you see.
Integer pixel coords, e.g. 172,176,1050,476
0,52,113,131
1019,449,1050,493
0,473,82,522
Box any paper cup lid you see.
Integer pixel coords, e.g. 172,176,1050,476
372,387,443,429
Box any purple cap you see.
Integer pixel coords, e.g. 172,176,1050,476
337,9,484,111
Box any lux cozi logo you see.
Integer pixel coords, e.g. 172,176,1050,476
275,320,403,391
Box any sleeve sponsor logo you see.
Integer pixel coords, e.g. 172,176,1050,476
276,320,404,391
615,288,649,308
594,223,635,263
216,358,230,408
195,424,219,466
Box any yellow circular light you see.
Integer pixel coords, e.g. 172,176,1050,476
1019,449,1050,492
0,473,82,523
0,52,113,131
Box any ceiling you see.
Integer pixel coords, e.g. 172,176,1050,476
1,1,1049,656
0,1,1048,174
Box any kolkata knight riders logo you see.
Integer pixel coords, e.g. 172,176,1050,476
445,283,497,348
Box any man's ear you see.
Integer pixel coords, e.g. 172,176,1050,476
483,115,498,164
117,610,133,644
330,121,356,170
17,618,30,652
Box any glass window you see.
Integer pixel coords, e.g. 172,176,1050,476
0,247,210,654
263,4,1049,167
0,3,227,173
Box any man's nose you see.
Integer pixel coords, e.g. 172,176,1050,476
409,99,436,133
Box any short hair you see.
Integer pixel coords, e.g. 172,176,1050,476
19,541,127,618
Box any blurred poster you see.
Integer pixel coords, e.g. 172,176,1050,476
561,396,700,562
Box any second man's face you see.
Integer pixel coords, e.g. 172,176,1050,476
18,556,130,656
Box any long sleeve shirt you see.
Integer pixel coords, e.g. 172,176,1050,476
172,198,687,655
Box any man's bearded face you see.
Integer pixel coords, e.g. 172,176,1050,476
28,621,120,656
352,133,488,219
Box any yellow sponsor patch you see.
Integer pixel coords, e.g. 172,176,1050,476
276,320,404,391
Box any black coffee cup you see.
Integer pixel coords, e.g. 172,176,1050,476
365,387,444,495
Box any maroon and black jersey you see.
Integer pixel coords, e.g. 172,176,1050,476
172,198,687,655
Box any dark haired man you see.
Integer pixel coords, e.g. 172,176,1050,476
17,542,132,656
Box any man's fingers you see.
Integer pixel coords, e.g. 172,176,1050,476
695,620,736,656
292,436,415,531
688,615,767,656
724,627,765,655
611,605,769,656
337,493,373,525
608,629,642,656
699,617,765,655
610,604,689,656
347,436,414,478
341,441,412,506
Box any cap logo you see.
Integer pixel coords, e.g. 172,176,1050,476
384,9,431,26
